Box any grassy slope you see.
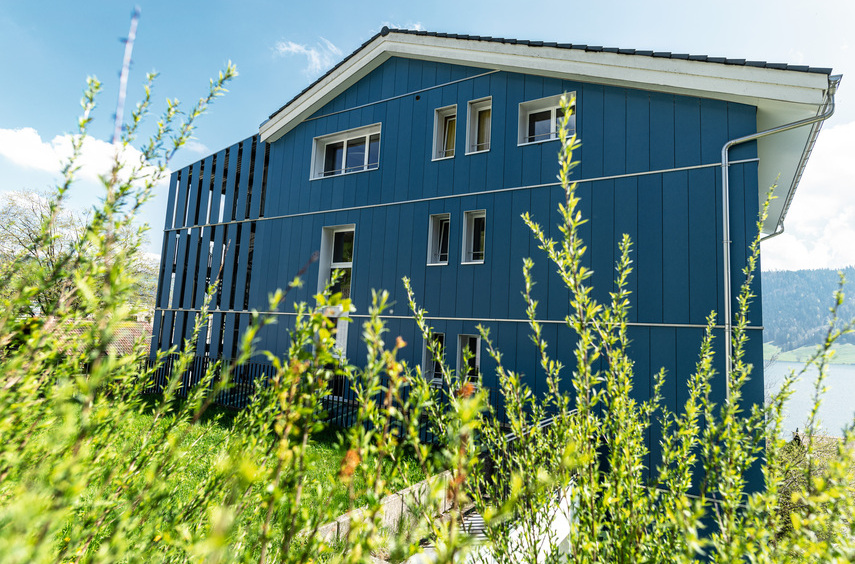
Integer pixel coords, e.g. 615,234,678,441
764,342,855,365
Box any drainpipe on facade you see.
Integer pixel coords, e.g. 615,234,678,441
720,74,842,400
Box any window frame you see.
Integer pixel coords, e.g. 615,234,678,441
432,105,457,160
427,213,451,266
517,93,576,146
311,123,381,180
457,334,481,382
461,209,486,265
466,97,492,155
317,224,356,356
422,332,446,386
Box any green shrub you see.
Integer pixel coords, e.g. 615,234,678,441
1,35,854,564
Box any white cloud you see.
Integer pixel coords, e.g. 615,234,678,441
273,37,342,75
0,127,161,187
762,120,855,271
184,140,209,155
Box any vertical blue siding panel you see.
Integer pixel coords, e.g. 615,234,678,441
164,172,179,229
194,226,214,308
688,168,718,324
628,326,651,478
674,97,701,167
219,224,238,311
649,93,675,171
221,142,240,222
528,188,551,316
649,327,676,478
186,161,203,227
182,228,201,307
508,190,531,320
636,175,663,323
625,90,650,174
158,233,177,308
580,83,604,179
602,87,627,176
197,155,213,227
409,202,430,312
486,73,507,191
503,73,525,188
700,99,729,165
662,171,690,323
381,207,400,299
490,191,513,320
613,177,638,322
173,168,190,229
249,140,266,219
591,179,615,307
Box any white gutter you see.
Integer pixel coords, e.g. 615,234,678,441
720,74,841,396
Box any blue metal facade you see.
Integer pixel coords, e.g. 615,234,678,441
151,57,764,470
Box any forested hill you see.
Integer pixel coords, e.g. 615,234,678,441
761,266,855,351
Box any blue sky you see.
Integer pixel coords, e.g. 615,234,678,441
1,0,853,270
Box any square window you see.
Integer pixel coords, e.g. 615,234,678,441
427,213,451,265
518,93,576,145
423,332,445,385
312,124,381,179
466,97,492,154
462,210,486,264
457,334,481,382
433,105,457,160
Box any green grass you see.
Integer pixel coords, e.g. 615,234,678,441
124,399,426,513
764,342,855,365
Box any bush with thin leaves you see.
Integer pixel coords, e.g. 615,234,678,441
2,33,854,563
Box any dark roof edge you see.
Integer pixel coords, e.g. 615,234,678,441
266,26,833,123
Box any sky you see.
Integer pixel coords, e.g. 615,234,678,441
0,0,853,271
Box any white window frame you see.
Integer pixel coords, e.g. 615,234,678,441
317,224,355,356
432,105,457,160
517,93,576,146
466,97,492,154
461,210,486,265
422,332,446,386
457,334,481,382
311,123,381,180
427,213,451,266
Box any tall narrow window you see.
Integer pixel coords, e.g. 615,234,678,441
467,97,492,153
330,229,354,299
462,210,486,264
318,225,356,356
433,105,457,159
312,124,381,179
518,93,576,145
423,333,445,385
457,335,481,382
428,213,451,265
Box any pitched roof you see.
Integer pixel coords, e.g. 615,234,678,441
268,27,832,123
259,28,838,236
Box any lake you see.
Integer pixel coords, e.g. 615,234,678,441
765,361,855,438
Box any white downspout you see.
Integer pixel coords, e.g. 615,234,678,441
720,74,841,399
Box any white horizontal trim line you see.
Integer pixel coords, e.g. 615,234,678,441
154,307,762,331
306,69,500,124
163,158,759,234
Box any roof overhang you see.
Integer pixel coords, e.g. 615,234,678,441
259,30,835,234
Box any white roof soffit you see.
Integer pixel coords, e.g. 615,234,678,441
259,32,830,144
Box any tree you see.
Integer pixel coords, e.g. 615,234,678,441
0,190,159,317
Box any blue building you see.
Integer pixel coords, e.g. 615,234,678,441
150,29,838,461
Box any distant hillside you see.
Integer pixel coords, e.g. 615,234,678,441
761,266,855,352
